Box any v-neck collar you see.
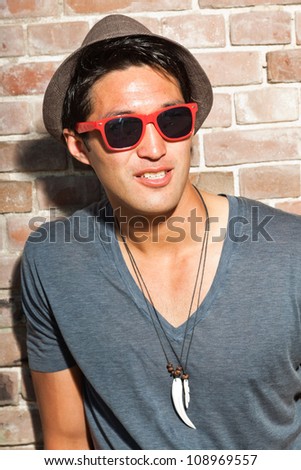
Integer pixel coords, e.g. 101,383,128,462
98,195,239,342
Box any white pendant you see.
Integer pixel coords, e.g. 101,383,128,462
183,378,190,409
171,377,196,429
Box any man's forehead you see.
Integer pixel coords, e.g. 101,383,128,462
88,65,184,118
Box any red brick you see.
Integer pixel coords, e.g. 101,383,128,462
204,128,301,166
0,214,5,251
32,99,47,134
203,93,232,128
235,87,299,124
190,171,234,195
0,140,68,172
0,255,21,289
0,25,24,57
276,200,301,215
0,298,23,328
0,0,59,18
0,407,42,445
296,12,301,45
267,50,301,83
28,22,89,55
239,165,300,199
196,51,262,87
36,175,103,209
0,370,19,405
0,62,58,96
0,102,30,135
198,0,300,7
7,214,33,251
0,181,32,213
230,11,291,45
0,328,26,366
190,135,201,167
65,0,191,14
162,14,225,48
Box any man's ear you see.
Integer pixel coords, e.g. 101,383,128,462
63,129,91,166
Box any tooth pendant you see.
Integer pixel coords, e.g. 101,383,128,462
171,377,196,429
183,377,190,409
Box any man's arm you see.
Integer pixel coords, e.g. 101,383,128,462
31,365,93,449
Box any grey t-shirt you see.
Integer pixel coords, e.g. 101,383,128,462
21,196,301,449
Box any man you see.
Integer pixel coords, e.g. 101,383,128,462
21,14,301,450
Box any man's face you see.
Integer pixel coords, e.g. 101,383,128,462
75,65,193,218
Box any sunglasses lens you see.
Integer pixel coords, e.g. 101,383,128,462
103,105,194,150
105,117,143,149
157,107,193,139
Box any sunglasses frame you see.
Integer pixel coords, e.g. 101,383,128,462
75,102,198,152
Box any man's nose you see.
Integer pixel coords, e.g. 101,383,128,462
136,123,167,160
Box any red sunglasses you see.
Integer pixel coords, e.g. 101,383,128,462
75,102,198,152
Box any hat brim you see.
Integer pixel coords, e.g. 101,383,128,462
43,15,213,142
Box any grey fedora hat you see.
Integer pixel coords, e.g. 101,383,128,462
43,14,213,142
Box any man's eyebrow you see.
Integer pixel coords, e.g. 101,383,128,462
101,100,185,119
103,109,133,118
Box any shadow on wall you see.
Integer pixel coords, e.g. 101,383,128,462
7,136,105,449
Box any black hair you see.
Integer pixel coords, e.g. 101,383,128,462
62,35,192,131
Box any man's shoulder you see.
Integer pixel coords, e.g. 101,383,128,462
234,196,301,245
238,196,301,223
23,201,107,258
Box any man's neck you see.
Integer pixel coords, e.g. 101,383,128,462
115,185,209,256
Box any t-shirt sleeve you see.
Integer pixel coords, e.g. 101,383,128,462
21,242,75,372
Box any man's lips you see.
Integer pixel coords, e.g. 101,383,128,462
134,167,173,187
134,167,173,179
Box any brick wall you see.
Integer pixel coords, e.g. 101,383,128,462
0,0,300,449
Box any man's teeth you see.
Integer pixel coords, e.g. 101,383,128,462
142,171,166,180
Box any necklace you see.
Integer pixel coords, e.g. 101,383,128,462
116,187,210,429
